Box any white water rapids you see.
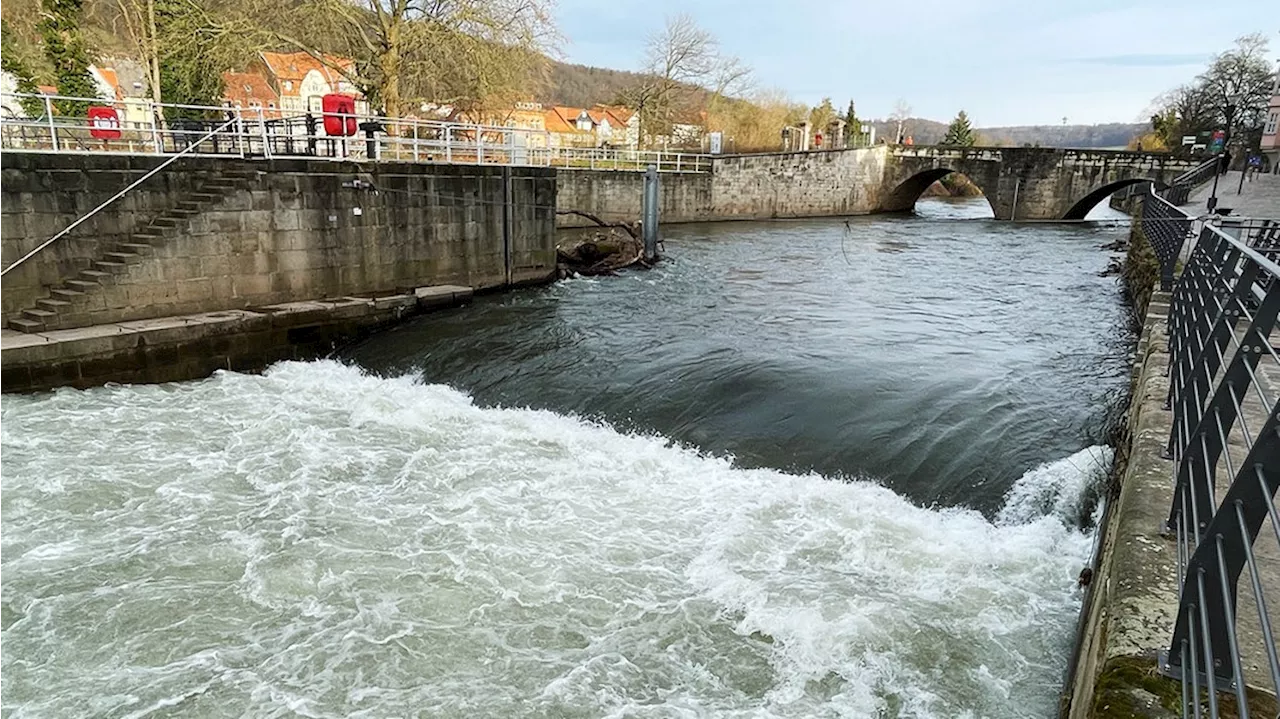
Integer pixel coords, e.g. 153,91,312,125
1,361,1111,718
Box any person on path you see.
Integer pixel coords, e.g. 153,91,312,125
1220,150,1232,176
1247,153,1262,181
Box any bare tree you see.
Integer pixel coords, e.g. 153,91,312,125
88,0,160,102
251,0,556,117
1198,33,1274,144
891,99,911,144
623,13,751,145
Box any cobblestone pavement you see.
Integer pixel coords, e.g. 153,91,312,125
1187,170,1280,218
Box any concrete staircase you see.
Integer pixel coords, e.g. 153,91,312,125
9,170,258,333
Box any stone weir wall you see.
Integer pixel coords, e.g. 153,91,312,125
555,145,890,227
1,153,557,330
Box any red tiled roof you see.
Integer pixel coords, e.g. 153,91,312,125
259,51,356,95
222,72,280,114
594,104,634,125
544,106,587,134
96,67,122,100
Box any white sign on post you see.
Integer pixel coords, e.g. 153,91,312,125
1182,136,1196,146
709,131,723,155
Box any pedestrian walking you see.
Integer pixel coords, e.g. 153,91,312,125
1247,153,1262,182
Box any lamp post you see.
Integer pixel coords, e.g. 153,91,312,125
1208,92,1243,213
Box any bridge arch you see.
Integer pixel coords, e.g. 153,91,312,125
882,168,997,217
1062,178,1169,220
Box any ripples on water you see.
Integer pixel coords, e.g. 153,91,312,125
348,198,1134,513
2,198,1135,717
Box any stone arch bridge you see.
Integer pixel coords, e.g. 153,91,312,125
880,146,1200,220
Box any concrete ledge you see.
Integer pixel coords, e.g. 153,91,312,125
0,284,472,393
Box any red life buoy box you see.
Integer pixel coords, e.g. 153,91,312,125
321,94,357,136
88,106,122,139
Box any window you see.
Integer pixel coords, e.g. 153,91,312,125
268,102,276,109
1267,111,1279,136
284,81,293,91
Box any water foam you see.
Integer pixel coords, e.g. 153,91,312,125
1,361,1108,718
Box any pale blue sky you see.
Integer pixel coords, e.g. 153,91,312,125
552,0,1277,126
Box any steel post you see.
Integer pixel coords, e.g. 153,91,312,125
642,164,659,261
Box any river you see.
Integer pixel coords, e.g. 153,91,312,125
1,198,1134,718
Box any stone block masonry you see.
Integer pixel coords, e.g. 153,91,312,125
555,146,890,227
2,153,557,330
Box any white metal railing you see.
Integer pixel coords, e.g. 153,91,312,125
0,91,712,173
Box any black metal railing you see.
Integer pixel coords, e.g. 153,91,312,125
1140,186,1194,291
1156,190,1280,717
1162,157,1222,206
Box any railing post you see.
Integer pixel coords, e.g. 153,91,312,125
235,108,246,158
259,111,271,160
476,125,483,164
43,94,58,151
148,100,161,153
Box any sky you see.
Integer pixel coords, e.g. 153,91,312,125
551,0,1277,127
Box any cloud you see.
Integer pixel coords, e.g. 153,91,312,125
1073,53,1213,67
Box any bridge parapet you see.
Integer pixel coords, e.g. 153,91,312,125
882,145,1201,219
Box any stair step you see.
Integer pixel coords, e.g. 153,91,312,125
9,318,45,333
151,218,180,227
22,308,56,320
65,279,100,291
189,192,221,201
103,252,140,262
202,183,239,192
93,262,128,274
132,233,164,242
118,243,154,255
79,269,114,284
50,288,85,300
36,298,72,311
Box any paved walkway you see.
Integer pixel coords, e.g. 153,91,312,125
1186,170,1280,218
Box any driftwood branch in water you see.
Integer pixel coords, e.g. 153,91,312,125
555,209,639,240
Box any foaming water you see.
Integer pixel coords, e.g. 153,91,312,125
2,362,1107,718
345,198,1133,514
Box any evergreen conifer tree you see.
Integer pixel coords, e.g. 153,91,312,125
942,110,976,146
1,21,46,116
37,0,96,115
844,99,861,144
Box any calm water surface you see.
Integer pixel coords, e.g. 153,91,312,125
1,198,1134,718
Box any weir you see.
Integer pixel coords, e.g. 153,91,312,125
2,108,1275,718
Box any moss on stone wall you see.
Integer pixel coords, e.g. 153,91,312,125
1123,219,1159,321
1092,655,1279,719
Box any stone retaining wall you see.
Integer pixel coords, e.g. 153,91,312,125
2,154,557,327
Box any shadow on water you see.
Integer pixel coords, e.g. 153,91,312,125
342,197,1134,515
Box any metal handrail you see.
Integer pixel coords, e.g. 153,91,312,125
1162,157,1221,206
1154,188,1280,717
0,117,239,277
0,91,714,173
1170,156,1222,188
